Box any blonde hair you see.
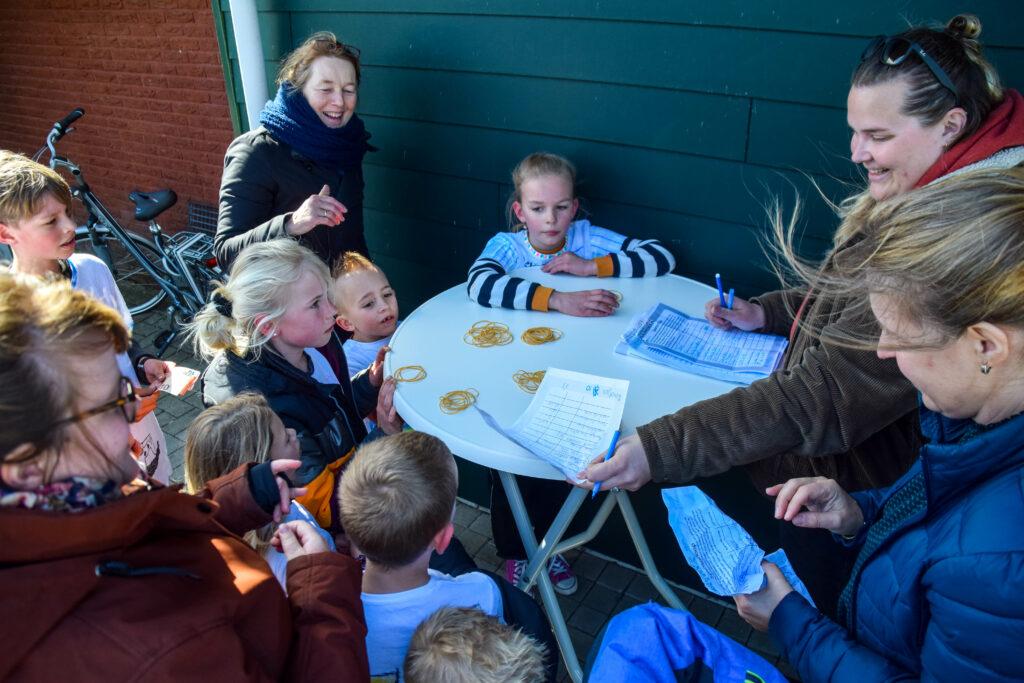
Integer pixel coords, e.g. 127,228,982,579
0,271,129,473
0,150,73,224
507,152,577,231
184,392,277,552
277,30,361,89
330,250,378,280
187,239,331,360
775,167,1024,351
404,607,548,683
337,431,457,569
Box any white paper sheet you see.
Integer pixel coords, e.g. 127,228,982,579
662,486,815,604
616,303,788,384
494,368,629,481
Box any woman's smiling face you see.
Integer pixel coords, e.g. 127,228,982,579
301,56,358,129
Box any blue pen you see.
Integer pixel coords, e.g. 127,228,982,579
727,288,734,310
591,429,622,498
715,273,726,307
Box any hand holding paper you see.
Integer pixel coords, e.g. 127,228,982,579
662,486,814,604
157,361,200,397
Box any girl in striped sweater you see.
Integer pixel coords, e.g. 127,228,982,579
467,152,675,316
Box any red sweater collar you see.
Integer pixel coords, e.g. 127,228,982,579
915,89,1024,187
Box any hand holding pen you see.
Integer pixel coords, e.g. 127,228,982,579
705,274,766,331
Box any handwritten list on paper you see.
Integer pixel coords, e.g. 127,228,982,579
505,368,629,481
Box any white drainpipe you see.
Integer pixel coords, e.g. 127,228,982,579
228,0,269,131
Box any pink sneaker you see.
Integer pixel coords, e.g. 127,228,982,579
548,553,578,596
505,558,527,587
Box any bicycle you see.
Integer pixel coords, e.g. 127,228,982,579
34,108,221,355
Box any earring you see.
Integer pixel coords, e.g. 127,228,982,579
980,362,992,375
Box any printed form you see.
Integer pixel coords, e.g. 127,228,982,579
477,368,628,481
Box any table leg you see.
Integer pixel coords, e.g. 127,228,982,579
497,471,585,682
613,490,685,610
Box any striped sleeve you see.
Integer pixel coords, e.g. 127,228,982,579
588,225,676,278
467,235,554,311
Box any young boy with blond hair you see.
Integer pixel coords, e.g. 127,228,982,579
404,607,547,683
338,431,503,681
331,251,398,375
0,151,172,482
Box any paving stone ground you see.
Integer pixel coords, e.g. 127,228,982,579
135,309,798,682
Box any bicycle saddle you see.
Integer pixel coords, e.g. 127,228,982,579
129,189,178,221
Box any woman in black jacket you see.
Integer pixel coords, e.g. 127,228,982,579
216,31,372,270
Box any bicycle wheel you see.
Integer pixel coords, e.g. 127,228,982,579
75,226,168,315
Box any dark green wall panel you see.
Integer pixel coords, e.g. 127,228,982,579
293,12,861,107
747,101,856,180
360,67,750,160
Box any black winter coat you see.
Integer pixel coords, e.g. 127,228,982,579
215,126,369,270
201,333,377,530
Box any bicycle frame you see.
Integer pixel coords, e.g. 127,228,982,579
42,126,202,316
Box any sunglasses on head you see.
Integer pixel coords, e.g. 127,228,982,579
861,35,959,103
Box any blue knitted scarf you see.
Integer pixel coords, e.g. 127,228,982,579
258,83,372,170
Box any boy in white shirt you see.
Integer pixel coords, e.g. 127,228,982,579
338,431,503,682
0,151,172,482
331,251,398,376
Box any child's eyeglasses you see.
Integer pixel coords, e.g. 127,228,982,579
861,35,960,104
53,377,138,427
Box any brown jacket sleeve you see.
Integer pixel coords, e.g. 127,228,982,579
197,464,272,537
284,553,369,682
635,300,918,484
749,287,806,338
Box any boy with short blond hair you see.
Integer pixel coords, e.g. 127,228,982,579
338,431,503,681
331,250,398,375
0,150,172,483
404,606,547,683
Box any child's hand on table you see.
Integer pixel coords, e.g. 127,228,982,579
376,377,404,434
368,345,390,388
577,433,652,491
704,296,765,331
542,252,597,276
549,289,619,317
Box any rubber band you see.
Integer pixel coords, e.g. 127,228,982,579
520,326,563,345
513,370,546,394
464,320,513,347
439,388,479,414
394,365,427,383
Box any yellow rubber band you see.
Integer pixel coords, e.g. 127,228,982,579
394,365,427,383
439,388,479,414
520,326,563,345
513,369,546,394
464,321,513,347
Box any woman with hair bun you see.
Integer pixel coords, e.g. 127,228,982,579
583,14,1024,615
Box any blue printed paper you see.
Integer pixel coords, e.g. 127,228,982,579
662,486,815,605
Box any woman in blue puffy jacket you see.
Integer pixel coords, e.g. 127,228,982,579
735,169,1024,682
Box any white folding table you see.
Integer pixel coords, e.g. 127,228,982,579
385,268,738,681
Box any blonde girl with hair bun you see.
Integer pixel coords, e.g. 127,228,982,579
736,166,1024,682
184,392,335,589
193,238,402,533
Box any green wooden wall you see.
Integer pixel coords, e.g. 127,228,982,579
212,1,1024,586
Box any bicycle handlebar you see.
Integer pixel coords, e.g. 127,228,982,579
53,108,85,140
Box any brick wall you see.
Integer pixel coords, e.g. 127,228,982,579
0,0,236,233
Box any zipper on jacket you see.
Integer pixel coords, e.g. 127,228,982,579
95,560,200,580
